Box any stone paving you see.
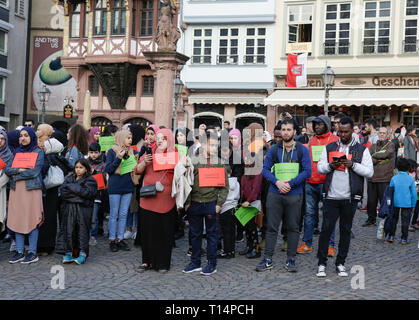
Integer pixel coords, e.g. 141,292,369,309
0,210,417,300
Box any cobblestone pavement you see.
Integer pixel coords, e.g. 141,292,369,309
0,209,417,300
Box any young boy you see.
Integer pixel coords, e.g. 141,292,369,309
218,166,240,259
183,131,229,275
388,158,417,244
87,142,107,245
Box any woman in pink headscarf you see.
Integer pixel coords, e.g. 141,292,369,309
229,129,242,151
88,126,102,145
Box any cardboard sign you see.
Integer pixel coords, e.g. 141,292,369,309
198,167,226,187
234,206,260,227
274,162,299,181
130,145,138,151
328,152,352,172
98,136,115,152
92,173,106,190
11,152,39,169
0,158,5,170
153,152,179,171
311,145,325,162
120,154,138,175
175,144,188,157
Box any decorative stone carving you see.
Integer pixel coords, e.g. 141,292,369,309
155,0,181,51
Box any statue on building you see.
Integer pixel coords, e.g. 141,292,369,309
155,0,181,51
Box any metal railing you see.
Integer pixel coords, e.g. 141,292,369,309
402,40,419,54
191,55,212,64
243,55,266,64
362,41,391,54
216,54,239,64
323,42,350,55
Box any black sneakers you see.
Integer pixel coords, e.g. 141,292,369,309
110,240,119,252
117,239,130,251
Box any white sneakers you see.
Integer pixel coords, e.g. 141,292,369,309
316,264,348,277
316,265,326,277
123,230,133,240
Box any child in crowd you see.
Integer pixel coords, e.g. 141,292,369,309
87,142,107,245
56,159,98,264
407,159,419,232
238,152,263,259
183,131,229,275
388,158,417,244
218,166,240,259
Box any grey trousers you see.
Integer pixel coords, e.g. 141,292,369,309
264,191,303,259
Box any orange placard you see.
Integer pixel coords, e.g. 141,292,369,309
329,151,352,172
130,145,138,151
198,167,226,187
153,152,179,171
92,173,106,190
0,158,5,170
11,152,38,169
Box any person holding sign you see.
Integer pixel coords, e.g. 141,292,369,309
135,128,177,273
105,130,138,253
5,127,44,264
316,117,373,278
182,131,229,276
256,119,311,273
297,116,338,256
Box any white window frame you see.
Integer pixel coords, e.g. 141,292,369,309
14,0,25,18
323,2,351,55
287,4,313,44
191,28,212,64
217,27,239,65
244,27,266,64
0,77,5,104
403,0,419,53
362,0,392,55
0,30,7,56
70,4,81,38
0,0,9,9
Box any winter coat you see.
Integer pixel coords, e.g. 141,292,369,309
56,174,97,256
369,140,395,183
404,135,417,161
0,170,9,231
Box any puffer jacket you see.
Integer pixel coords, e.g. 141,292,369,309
56,174,97,256
307,115,339,184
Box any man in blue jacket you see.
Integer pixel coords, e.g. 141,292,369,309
256,119,311,273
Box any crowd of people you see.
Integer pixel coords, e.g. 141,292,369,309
0,113,417,277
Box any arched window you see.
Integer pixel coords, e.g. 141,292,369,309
112,0,127,35
124,117,151,128
91,117,112,132
94,0,107,36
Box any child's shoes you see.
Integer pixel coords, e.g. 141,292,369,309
62,252,74,264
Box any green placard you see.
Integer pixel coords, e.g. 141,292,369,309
120,154,137,175
311,145,325,162
234,206,260,227
274,162,299,181
175,144,188,157
99,136,115,152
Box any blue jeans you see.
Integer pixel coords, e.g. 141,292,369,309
126,211,138,229
303,183,335,247
15,228,39,254
108,193,132,240
90,202,100,238
187,201,218,266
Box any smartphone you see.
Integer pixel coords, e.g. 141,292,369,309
332,156,340,162
339,155,347,161
146,147,152,155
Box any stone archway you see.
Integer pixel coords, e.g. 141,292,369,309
234,112,266,131
192,112,224,129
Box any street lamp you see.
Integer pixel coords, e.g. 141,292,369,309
172,75,184,132
37,84,51,124
321,66,335,117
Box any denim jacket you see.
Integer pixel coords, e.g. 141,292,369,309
5,147,45,191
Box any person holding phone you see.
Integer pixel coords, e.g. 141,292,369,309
316,117,373,278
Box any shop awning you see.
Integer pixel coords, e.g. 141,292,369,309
264,87,419,107
188,93,266,105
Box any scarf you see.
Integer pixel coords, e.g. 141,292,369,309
0,130,13,164
15,127,39,154
7,130,20,154
146,124,159,151
37,124,54,151
229,129,242,151
175,127,193,148
111,130,135,176
89,126,102,145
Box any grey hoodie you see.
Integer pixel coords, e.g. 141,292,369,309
220,176,240,214
313,115,332,133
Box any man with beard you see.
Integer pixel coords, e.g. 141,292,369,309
363,127,395,227
316,117,373,277
256,119,311,273
297,116,339,256
365,119,379,146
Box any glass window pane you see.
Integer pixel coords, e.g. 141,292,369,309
194,29,202,37
326,4,337,12
340,23,350,30
258,39,265,46
231,29,239,36
230,39,238,46
204,29,212,36
193,40,201,47
379,9,390,17
204,40,211,46
380,1,391,9
220,29,228,36
246,39,254,46
258,28,266,35
365,2,377,10
341,4,351,11
406,20,418,27
365,22,376,29
365,10,376,18
326,32,336,39
340,12,350,19
379,21,390,28
326,12,337,19
326,24,336,31
247,28,255,36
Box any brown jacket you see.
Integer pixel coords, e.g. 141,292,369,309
369,140,395,183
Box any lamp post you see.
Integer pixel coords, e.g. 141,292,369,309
172,75,184,133
321,66,335,117
37,84,51,124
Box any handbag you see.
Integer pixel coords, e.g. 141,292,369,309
139,170,168,198
43,165,64,189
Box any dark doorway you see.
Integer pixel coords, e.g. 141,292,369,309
194,116,222,129
235,117,265,132
51,121,71,134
